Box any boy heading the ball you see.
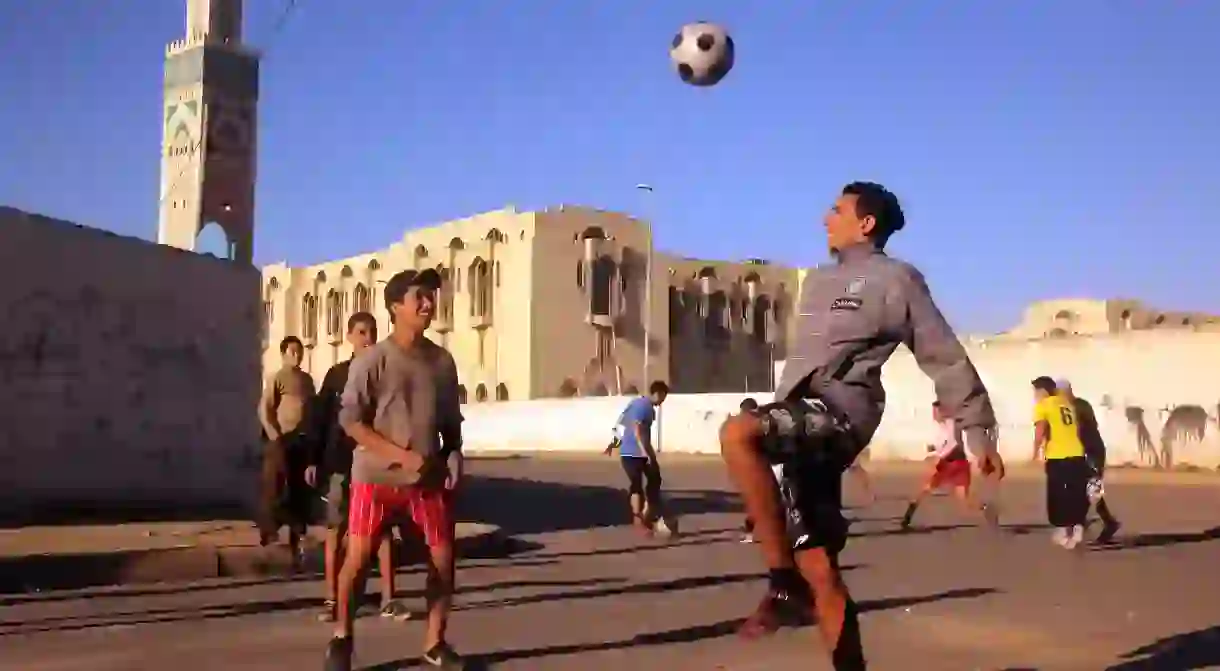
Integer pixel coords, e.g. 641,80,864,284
719,182,1005,670
325,268,466,671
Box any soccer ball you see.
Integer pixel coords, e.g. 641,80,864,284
669,22,735,87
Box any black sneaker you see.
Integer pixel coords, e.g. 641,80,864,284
1095,520,1121,545
422,642,464,669
324,636,353,671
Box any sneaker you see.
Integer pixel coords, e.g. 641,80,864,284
981,504,1000,529
317,599,337,623
1051,527,1068,547
740,533,755,544
323,636,354,671
379,600,413,621
655,518,675,538
422,642,465,669
1070,524,1085,546
1095,520,1121,545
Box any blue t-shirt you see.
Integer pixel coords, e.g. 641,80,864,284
617,396,655,459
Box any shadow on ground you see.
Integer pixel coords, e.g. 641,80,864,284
1107,626,1220,670
367,586,999,670
456,476,741,536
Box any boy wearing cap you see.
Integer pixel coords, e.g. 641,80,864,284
325,268,466,671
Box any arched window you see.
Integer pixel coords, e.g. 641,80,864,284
468,258,492,318
495,383,509,401
457,385,468,404
325,289,344,337
475,384,489,402
590,255,616,317
753,295,771,343
301,293,318,342
353,283,371,313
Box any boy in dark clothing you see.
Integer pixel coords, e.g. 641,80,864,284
309,312,411,623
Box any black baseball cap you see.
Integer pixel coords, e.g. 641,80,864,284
384,268,441,310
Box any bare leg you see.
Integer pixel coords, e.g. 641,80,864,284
318,527,346,621
423,540,455,651
377,531,395,605
851,464,875,503
333,535,377,639
721,414,791,570
900,483,934,529
796,548,866,670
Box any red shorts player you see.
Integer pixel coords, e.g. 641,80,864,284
900,401,996,530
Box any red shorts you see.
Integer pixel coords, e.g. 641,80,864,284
348,481,454,548
929,458,972,490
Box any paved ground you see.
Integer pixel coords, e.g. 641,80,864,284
3,456,1219,670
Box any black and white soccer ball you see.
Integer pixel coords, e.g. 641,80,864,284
669,22,735,87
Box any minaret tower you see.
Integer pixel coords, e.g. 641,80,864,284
158,0,259,264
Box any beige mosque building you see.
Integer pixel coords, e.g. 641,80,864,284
151,0,1218,403
258,206,798,400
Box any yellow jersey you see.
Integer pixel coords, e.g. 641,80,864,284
1033,394,1086,460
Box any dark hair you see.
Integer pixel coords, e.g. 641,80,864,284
384,269,441,310
347,311,376,333
649,380,670,397
842,181,905,247
383,269,441,323
279,336,303,354
931,400,941,408
739,398,759,411
1031,376,1058,394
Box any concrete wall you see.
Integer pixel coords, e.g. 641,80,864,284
461,331,1220,470
0,208,263,515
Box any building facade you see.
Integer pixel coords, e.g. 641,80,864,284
261,206,799,400
996,299,1220,340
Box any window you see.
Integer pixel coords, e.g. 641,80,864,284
495,383,509,401
301,293,318,342
353,283,371,313
590,256,615,317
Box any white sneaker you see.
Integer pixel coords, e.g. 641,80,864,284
1066,524,1084,549
740,533,755,544
1051,527,1068,547
655,518,673,537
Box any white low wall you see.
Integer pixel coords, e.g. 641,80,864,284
464,331,1220,470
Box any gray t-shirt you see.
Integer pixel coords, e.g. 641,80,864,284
338,337,463,487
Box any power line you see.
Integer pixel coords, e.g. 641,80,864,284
159,0,305,209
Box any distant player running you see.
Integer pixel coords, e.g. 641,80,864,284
900,401,997,530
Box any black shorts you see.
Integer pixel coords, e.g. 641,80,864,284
756,399,861,555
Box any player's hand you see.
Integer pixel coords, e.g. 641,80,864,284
388,448,424,473
304,466,317,488
445,451,464,491
983,451,1006,480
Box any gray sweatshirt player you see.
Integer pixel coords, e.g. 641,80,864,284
776,243,996,454
338,337,463,487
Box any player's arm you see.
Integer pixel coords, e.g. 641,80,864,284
338,351,417,468
896,268,1000,462
308,367,340,468
258,375,283,441
1032,403,1050,461
437,352,464,458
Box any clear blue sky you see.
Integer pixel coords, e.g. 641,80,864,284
2,1,1217,333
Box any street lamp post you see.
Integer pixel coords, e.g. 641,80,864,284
635,183,659,452
635,184,654,389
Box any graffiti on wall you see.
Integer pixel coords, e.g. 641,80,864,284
1105,397,1216,470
